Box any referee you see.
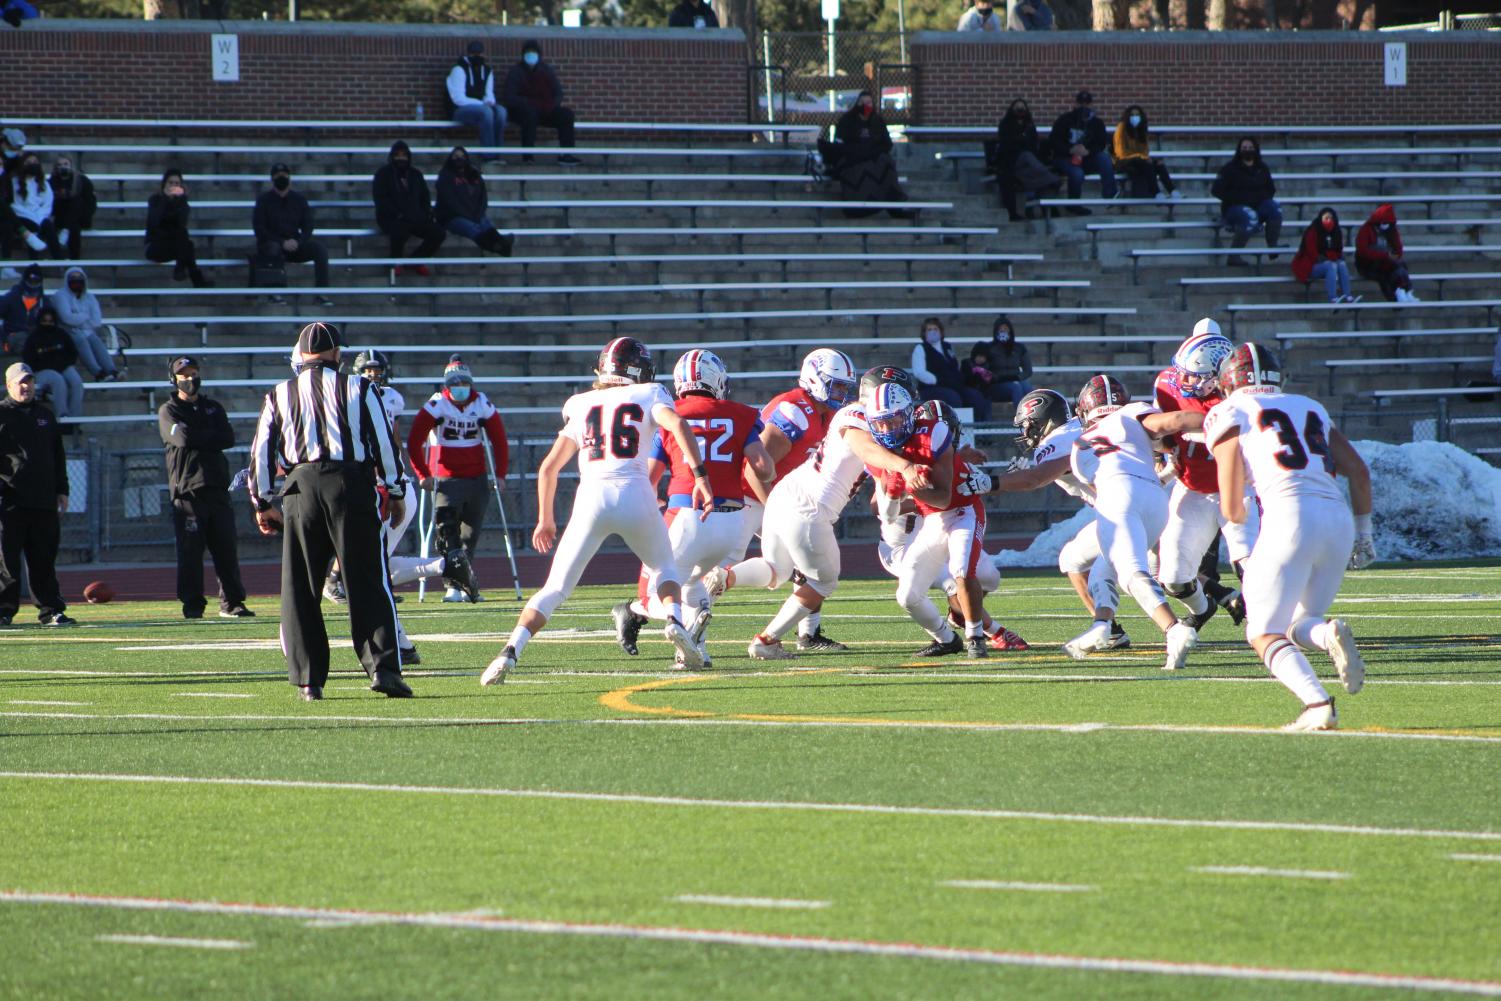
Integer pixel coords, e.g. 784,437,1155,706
248,321,412,701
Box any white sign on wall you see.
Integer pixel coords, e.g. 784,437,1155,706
211,34,240,82
1384,42,1407,87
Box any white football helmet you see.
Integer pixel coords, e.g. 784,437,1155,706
798,348,856,407
1191,317,1222,340
672,349,729,399
867,382,916,449
1173,329,1235,400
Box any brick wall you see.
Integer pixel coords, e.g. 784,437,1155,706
911,31,1501,128
0,21,749,124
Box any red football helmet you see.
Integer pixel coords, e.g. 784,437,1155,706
596,337,655,386
1218,342,1283,395
1076,374,1130,424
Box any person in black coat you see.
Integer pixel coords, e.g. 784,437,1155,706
0,361,73,627
909,317,990,422
372,140,446,274
502,40,579,160
1048,89,1117,212
0,263,45,354
22,305,83,420
252,162,332,297
1211,135,1283,265
145,169,212,288
668,0,718,26
991,98,1060,222
434,146,513,256
820,90,913,220
159,355,252,620
966,314,1034,406
47,157,95,261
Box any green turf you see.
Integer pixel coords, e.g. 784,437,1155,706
2,564,1499,999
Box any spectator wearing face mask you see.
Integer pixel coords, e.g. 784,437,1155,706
991,98,1060,222
958,0,1003,32
668,0,718,26
966,314,1034,407
1049,90,1116,214
911,318,991,422
21,305,83,420
502,40,580,164
820,90,914,220
373,140,446,277
447,41,508,161
51,267,119,382
1292,207,1359,305
0,263,45,355
9,153,60,258
1212,135,1282,266
47,157,95,261
0,128,25,259
252,162,333,304
1355,203,1418,303
435,146,514,256
146,169,212,288
1007,0,1054,29
1112,105,1178,201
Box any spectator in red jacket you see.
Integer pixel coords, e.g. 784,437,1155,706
1291,206,1358,304
1355,203,1418,303
405,357,508,602
502,40,580,164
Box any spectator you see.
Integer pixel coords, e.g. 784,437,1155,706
957,0,1004,32
910,317,991,422
0,263,45,355
668,0,718,26
0,362,74,629
0,128,24,259
22,305,83,420
966,314,1034,406
146,169,212,288
1212,136,1282,267
9,152,60,258
51,267,119,382
991,98,1060,222
1007,0,1055,29
47,157,95,260
435,146,514,256
2,0,39,27
1049,90,1116,214
1355,203,1419,303
820,90,914,220
447,41,508,161
1112,104,1178,200
372,140,446,276
1292,206,1359,305
252,162,333,305
502,40,580,164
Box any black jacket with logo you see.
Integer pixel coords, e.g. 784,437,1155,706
158,393,235,499
0,397,68,511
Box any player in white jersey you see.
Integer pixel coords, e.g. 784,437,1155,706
1205,342,1374,731
481,338,714,685
702,395,931,660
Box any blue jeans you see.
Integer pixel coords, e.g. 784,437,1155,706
1310,259,1352,301
453,104,508,150
986,378,1033,406
445,215,497,245
65,327,116,377
33,367,84,418
1053,151,1117,199
1222,199,1282,237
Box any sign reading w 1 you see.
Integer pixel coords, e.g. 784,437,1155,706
212,34,240,82
1384,42,1406,87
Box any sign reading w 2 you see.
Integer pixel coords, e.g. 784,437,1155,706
212,34,239,83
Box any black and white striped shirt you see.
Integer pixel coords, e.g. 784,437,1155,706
249,363,406,510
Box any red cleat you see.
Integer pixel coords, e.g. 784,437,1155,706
989,626,1030,652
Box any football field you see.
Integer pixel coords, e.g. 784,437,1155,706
3,563,1500,1000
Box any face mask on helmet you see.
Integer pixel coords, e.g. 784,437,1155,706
1011,390,1067,451
1173,334,1233,400
361,367,386,386
867,384,915,449
800,349,855,406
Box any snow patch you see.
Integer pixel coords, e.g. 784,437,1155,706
994,508,1092,569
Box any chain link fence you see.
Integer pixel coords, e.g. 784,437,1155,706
753,32,913,130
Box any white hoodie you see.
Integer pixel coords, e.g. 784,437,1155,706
10,173,53,226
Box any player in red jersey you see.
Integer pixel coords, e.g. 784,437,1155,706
1154,319,1257,629
612,350,774,667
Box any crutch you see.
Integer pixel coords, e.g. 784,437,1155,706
485,445,524,600
415,480,437,603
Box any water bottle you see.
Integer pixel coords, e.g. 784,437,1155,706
415,102,425,122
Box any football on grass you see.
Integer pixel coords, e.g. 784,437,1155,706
83,581,115,604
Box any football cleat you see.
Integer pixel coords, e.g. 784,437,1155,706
1182,600,1219,632
796,628,847,652
965,635,990,659
701,565,731,600
988,626,1030,651
441,547,480,602
689,606,713,645
1102,621,1132,650
1063,620,1112,660
612,601,646,656
665,618,704,670
399,645,422,666
1325,618,1365,695
480,646,516,686
442,586,468,603
915,634,964,658
1283,699,1337,732
1216,588,1247,626
1163,621,1199,671
323,572,347,604
748,634,795,660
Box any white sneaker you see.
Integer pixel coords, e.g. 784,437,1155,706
701,566,730,600
1394,288,1410,303
1063,620,1111,660
1282,700,1337,732
1163,621,1199,671
24,233,47,252
689,606,713,645
1169,189,1183,200
1406,290,1421,302
665,619,704,670
1325,618,1365,694
1154,192,1169,202
442,586,466,602
748,634,795,660
481,645,516,686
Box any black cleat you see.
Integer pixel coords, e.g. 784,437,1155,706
612,601,646,656
1182,601,1219,632
399,645,422,666
1219,589,1247,626
442,547,480,603
796,629,848,652
965,635,990,659
915,634,964,657
371,673,414,698
298,685,323,701
219,605,256,618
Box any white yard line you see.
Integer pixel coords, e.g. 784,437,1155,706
1450,853,1501,863
1191,866,1350,881
172,693,257,699
941,880,1097,893
95,933,253,950
7,700,90,706
4,891,1496,996
2,771,1499,843
671,895,831,910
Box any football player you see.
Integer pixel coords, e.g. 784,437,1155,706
613,350,776,668
1154,319,1256,630
1205,342,1373,731
482,338,714,685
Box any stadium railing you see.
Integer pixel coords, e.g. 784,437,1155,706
1223,298,1501,335
1179,271,1501,308
1129,244,1501,284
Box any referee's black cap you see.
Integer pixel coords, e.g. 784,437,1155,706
296,321,344,356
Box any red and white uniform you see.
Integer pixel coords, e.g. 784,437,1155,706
371,384,422,557
406,390,509,483
524,382,682,621
1205,388,1354,639
1154,368,1260,584
730,386,836,561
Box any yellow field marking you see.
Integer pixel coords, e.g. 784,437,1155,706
597,676,716,718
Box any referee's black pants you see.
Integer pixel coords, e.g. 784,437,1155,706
172,490,247,617
0,505,66,622
280,462,401,688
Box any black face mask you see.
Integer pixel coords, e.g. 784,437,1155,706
176,376,201,396
68,283,84,295
452,158,469,170
272,175,291,191
56,168,73,181
24,162,41,176
392,158,411,170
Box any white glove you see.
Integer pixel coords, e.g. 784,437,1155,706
1349,534,1377,571
58,228,71,245
1005,454,1033,474
956,467,993,497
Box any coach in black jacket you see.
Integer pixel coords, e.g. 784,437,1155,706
0,362,72,627
158,355,251,620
